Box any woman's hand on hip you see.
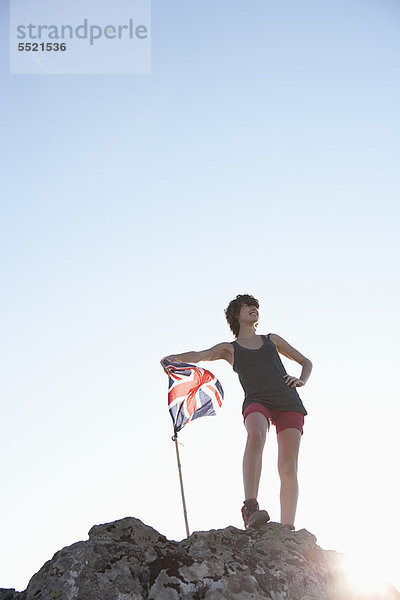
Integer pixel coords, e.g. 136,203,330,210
283,374,305,388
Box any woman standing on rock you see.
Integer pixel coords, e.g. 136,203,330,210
160,293,313,531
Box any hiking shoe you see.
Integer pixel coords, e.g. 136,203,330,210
241,499,270,529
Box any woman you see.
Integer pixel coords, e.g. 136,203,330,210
161,293,313,531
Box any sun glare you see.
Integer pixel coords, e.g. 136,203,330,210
343,552,395,597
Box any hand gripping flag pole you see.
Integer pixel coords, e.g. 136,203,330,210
162,359,224,538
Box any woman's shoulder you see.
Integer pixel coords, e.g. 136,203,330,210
218,341,235,366
265,333,279,347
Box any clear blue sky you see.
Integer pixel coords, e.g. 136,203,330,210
1,0,399,593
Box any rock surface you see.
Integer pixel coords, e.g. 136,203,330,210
1,517,399,600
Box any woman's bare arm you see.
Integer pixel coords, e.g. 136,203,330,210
161,342,232,368
269,333,313,386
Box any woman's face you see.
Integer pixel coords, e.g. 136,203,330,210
238,303,259,327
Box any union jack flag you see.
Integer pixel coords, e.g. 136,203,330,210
163,360,224,435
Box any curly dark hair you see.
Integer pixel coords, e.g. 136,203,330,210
224,293,259,338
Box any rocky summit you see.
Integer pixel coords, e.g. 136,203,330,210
1,517,399,600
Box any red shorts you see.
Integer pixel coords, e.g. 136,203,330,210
243,402,305,435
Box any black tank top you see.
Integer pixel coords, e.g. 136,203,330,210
231,334,307,415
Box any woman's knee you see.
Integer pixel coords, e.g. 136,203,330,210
247,427,266,447
278,457,298,480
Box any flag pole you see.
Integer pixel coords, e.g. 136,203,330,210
172,433,190,538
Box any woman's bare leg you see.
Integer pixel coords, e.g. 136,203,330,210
243,412,268,499
277,428,301,526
